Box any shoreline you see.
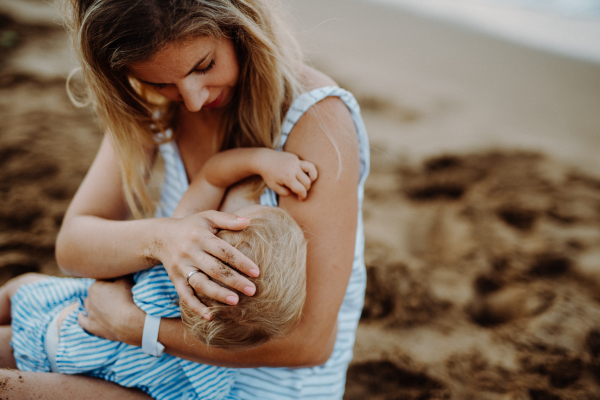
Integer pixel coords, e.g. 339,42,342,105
364,0,600,65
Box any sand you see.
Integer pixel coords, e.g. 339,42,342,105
2,0,600,398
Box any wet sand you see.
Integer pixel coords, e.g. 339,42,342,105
2,0,600,398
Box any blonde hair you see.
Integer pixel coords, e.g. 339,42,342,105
181,207,307,352
60,0,304,218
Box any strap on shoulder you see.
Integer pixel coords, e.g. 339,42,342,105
278,86,357,150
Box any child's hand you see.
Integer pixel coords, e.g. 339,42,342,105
259,151,317,200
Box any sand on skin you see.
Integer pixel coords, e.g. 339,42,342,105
2,0,600,398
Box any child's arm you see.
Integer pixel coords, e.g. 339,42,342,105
173,148,317,218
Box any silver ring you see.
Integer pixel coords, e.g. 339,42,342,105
186,270,201,285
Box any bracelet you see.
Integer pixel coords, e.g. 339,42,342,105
142,314,165,357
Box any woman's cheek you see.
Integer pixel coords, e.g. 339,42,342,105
156,87,182,102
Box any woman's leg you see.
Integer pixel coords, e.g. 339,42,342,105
0,326,16,368
0,369,152,399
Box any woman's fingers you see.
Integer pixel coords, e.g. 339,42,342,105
193,247,257,296
196,211,259,278
200,210,251,233
187,271,240,306
79,278,144,346
177,278,212,319
164,210,264,311
79,298,120,342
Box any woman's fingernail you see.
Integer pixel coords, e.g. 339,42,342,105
237,216,249,221
244,286,256,296
226,295,238,305
203,313,212,320
249,268,259,277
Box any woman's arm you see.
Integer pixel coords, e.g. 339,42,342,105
80,95,360,367
56,135,164,277
56,135,260,311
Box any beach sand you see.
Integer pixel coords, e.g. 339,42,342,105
1,0,600,398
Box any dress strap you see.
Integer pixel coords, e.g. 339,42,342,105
156,128,189,218
279,86,361,150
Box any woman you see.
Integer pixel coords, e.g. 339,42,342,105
0,0,369,398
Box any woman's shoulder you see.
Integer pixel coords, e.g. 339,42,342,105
298,65,338,91
285,66,358,161
292,65,355,126
288,65,357,143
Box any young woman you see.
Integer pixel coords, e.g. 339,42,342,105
0,0,370,398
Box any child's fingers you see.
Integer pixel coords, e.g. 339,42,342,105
296,171,312,191
287,180,308,200
300,161,318,181
273,185,291,197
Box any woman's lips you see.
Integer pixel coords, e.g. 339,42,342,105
203,91,224,108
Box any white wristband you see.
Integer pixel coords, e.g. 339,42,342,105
142,314,165,357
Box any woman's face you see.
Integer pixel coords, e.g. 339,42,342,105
128,36,239,113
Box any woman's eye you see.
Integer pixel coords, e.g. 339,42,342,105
152,83,167,90
195,59,215,75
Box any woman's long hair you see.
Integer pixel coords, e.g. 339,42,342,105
60,0,304,218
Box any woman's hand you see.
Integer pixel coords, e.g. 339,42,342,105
79,278,144,346
256,149,318,200
159,210,259,319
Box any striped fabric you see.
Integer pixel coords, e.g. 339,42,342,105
11,271,238,400
158,86,370,399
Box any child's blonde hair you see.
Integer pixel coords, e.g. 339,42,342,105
181,207,307,351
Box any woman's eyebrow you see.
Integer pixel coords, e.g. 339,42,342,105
185,53,210,76
136,53,211,86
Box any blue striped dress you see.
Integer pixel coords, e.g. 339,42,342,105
10,86,369,400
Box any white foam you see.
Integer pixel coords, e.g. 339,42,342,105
364,0,600,64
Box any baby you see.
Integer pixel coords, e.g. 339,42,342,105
1,146,316,400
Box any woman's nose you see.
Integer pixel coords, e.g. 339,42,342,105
179,83,210,112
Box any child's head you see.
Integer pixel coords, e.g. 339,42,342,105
180,206,307,352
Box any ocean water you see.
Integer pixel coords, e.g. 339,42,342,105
363,0,600,64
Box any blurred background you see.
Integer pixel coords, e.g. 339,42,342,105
1,0,600,398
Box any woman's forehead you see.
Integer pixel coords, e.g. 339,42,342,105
128,37,217,81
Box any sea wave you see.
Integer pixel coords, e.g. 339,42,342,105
479,0,600,18
363,0,600,64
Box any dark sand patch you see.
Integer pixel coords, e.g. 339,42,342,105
2,2,600,399
352,152,600,399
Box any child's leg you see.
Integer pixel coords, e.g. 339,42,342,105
0,273,50,325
